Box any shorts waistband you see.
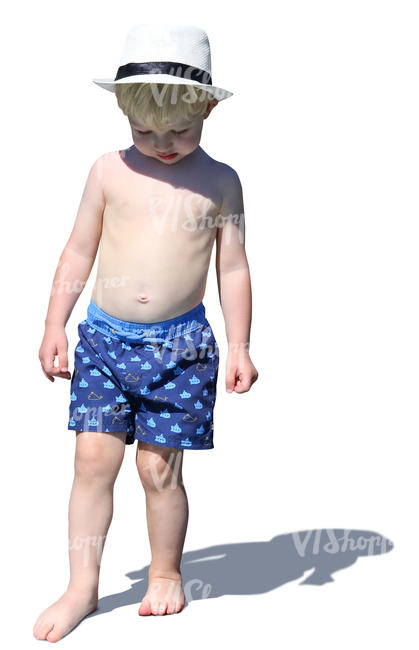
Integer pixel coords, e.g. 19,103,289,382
86,299,206,342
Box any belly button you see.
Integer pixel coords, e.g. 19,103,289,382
137,294,149,302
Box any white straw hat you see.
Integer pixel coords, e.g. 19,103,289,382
92,24,233,101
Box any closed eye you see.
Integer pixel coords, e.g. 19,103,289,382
135,128,188,135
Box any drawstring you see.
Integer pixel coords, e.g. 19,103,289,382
87,316,206,343
109,327,161,342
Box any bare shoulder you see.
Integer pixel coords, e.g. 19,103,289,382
208,158,244,216
85,151,111,182
95,150,121,174
198,150,243,212
78,153,108,199
202,152,242,186
90,150,123,195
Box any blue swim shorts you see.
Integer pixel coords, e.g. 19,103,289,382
68,299,219,450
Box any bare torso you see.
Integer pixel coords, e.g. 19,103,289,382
91,145,224,322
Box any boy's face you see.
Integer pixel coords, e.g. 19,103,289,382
128,98,218,165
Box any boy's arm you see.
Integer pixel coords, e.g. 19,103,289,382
215,165,258,392
44,156,105,328
215,165,252,353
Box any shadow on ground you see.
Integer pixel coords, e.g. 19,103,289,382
86,527,394,617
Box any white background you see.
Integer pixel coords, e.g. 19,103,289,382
2,0,418,647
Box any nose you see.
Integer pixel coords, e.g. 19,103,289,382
153,133,173,152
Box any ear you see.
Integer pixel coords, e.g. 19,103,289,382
203,98,219,119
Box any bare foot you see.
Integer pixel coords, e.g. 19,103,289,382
138,573,185,616
33,589,98,642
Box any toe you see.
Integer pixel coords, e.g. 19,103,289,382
159,602,168,615
46,626,63,643
138,599,152,616
175,599,185,613
33,617,45,637
37,622,55,641
151,601,166,615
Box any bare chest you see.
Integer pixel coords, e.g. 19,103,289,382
102,153,222,243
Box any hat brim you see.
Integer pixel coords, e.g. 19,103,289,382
92,74,233,101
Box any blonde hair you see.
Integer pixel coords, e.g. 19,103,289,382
115,82,215,130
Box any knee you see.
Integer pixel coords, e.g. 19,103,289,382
75,436,120,484
137,451,183,492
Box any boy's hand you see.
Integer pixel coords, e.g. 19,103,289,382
39,326,72,382
225,345,258,394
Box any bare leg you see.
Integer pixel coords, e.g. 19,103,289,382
136,441,188,615
33,430,126,642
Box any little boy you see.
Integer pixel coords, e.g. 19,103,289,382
34,24,258,641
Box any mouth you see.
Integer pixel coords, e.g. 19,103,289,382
156,152,179,160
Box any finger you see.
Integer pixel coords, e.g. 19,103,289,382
51,353,67,376
225,370,236,393
40,354,57,378
41,365,54,382
241,379,252,392
234,375,251,393
56,371,72,380
41,360,71,381
42,354,70,379
51,359,71,379
42,351,58,376
57,348,69,373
